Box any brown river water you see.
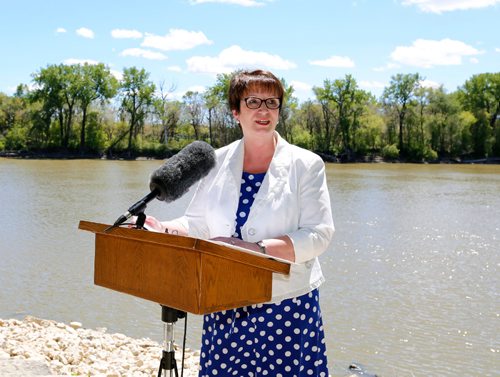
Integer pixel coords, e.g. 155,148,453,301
0,159,498,376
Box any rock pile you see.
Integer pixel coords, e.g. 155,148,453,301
0,316,200,376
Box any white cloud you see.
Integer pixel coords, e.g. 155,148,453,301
76,27,95,39
111,29,143,39
186,85,207,94
469,57,480,64
120,48,167,60
186,45,296,74
169,85,208,101
496,48,500,53
63,58,99,65
401,0,500,14
167,66,183,72
309,56,355,68
420,79,441,89
189,0,268,6
290,81,312,92
390,38,483,68
360,80,386,89
142,29,213,51
290,80,314,102
56,27,66,34
373,62,400,72
110,70,123,81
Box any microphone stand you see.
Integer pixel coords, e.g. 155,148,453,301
135,212,147,230
133,212,187,377
157,306,186,377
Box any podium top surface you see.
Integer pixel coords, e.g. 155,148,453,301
79,220,291,275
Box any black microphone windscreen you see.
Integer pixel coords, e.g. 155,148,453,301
149,141,216,202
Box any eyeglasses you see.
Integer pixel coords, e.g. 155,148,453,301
243,97,281,110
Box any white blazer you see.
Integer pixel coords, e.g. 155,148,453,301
176,133,335,302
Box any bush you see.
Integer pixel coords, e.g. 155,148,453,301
291,128,313,149
423,147,438,161
5,124,28,150
381,144,399,160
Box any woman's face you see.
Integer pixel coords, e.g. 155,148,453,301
232,89,280,137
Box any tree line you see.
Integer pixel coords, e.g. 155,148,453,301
0,63,499,162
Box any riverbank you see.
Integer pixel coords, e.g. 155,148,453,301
2,149,500,164
0,316,200,376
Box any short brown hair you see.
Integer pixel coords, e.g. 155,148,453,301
228,69,285,112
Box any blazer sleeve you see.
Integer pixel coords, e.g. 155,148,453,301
286,155,335,264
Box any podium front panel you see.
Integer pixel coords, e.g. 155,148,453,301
199,253,272,313
95,233,203,313
79,221,289,315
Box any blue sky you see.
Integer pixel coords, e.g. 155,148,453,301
1,0,499,102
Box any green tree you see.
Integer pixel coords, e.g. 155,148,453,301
204,72,233,147
203,73,231,146
57,64,81,149
31,64,67,148
152,80,177,146
291,100,323,151
277,78,297,142
353,99,385,156
76,63,118,153
314,75,371,159
382,73,422,155
427,87,460,156
118,67,155,156
313,81,337,153
458,72,500,156
182,91,205,140
0,91,28,137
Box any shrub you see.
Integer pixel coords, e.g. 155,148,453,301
5,124,28,150
381,144,399,160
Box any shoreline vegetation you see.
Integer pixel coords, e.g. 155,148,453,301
1,150,500,165
1,68,499,167
0,316,200,376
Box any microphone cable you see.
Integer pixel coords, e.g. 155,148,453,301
180,313,188,377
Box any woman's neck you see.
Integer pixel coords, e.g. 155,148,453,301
243,133,277,173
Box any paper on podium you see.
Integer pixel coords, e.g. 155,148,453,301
207,240,296,265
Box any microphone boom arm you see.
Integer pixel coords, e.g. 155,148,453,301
113,188,159,227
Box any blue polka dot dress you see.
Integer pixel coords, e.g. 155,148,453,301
232,172,266,239
199,172,329,377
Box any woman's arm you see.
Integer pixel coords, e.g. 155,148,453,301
211,235,295,262
285,156,334,264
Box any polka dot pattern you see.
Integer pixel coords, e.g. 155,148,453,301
232,172,266,239
199,289,329,376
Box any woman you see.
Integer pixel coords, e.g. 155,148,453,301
145,69,334,376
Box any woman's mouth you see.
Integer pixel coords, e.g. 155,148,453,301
256,120,270,125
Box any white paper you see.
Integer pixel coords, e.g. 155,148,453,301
207,240,295,265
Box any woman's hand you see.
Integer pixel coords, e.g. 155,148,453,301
128,215,165,232
143,215,165,232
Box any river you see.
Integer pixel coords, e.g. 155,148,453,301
0,159,498,377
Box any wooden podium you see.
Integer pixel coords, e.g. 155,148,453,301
78,221,290,315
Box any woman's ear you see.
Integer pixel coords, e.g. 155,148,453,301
232,109,239,122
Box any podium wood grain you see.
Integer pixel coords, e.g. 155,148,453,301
79,221,290,314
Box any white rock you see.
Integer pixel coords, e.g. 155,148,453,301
69,321,82,330
0,316,201,376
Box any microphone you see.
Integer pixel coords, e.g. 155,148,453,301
112,141,216,227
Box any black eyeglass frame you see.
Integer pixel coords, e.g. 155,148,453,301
243,97,281,110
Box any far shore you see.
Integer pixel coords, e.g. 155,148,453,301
2,150,500,165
